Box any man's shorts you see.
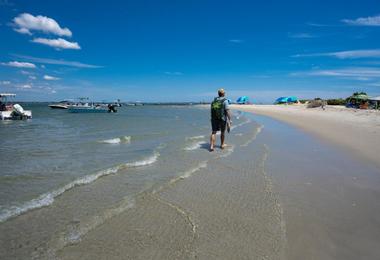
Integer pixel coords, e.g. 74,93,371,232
211,118,227,132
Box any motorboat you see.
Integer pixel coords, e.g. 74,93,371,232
0,93,32,120
48,100,73,109
68,98,117,113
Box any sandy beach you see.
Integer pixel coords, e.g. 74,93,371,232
231,104,380,168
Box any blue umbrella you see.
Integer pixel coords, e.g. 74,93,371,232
236,96,249,104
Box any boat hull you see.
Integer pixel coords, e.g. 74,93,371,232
49,104,68,109
68,107,109,113
0,110,32,120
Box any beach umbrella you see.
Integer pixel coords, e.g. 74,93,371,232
286,96,298,102
275,97,288,104
236,96,249,104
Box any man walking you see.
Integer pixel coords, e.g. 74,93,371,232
210,88,232,151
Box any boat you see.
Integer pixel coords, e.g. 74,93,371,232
68,98,117,113
0,93,32,120
48,100,73,109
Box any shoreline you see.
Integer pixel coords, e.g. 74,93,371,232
231,104,380,168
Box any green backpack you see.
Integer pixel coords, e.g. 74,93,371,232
211,98,226,120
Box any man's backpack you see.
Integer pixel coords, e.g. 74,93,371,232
211,98,226,120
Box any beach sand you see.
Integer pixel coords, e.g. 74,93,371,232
231,104,380,168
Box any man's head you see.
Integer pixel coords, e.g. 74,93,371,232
218,88,225,97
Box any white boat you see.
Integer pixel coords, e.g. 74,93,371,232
48,100,73,109
0,93,32,120
68,98,117,113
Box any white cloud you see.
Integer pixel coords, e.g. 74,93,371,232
289,33,316,39
32,37,80,50
13,54,102,68
342,15,380,26
293,49,380,59
292,67,380,81
20,84,32,89
29,75,36,80
13,13,72,36
43,75,60,80
14,27,32,35
1,61,36,68
229,39,243,43
164,71,183,76
0,81,11,85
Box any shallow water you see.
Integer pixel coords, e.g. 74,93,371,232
0,105,260,259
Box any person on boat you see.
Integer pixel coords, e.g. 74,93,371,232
0,100,6,111
210,88,232,151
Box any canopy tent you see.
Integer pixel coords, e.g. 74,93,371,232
275,96,298,104
369,96,380,101
348,94,369,100
369,96,380,109
236,96,249,104
346,94,370,109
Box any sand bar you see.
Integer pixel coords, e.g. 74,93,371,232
231,104,380,168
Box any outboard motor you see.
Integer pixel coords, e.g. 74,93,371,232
12,104,27,119
107,104,117,113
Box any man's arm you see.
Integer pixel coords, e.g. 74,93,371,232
224,100,232,123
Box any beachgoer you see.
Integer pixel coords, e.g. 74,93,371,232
210,88,232,151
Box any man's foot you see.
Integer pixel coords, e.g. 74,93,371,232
209,146,214,152
221,144,227,149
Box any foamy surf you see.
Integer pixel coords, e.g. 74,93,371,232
241,125,263,147
184,141,207,151
151,160,209,195
0,152,159,223
123,152,160,167
99,136,131,144
186,135,205,141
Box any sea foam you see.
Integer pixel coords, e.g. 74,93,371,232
99,136,131,144
184,141,207,151
0,152,159,223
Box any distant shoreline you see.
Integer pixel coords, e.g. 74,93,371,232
231,104,380,168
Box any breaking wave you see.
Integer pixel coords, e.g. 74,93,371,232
99,135,131,144
0,152,159,223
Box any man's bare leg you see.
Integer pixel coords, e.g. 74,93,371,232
210,131,216,151
220,132,226,149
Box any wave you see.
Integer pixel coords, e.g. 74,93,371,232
123,152,159,167
99,135,131,144
241,125,263,147
173,161,208,182
186,135,205,141
184,141,207,151
0,152,159,223
151,160,209,195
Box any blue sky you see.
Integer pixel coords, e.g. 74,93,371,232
1,0,380,102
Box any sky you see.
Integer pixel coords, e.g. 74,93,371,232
0,0,380,102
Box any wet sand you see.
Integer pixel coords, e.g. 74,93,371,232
57,114,380,260
231,104,380,168
57,143,286,260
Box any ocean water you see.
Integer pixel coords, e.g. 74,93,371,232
0,104,258,223
0,104,265,259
